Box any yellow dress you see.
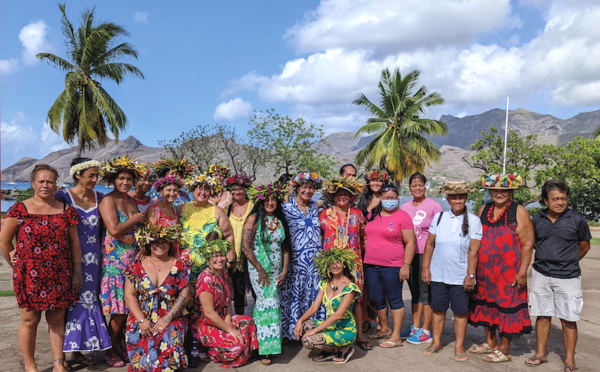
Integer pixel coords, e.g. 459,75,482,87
228,201,254,272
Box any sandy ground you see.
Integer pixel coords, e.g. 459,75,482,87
1,236,599,372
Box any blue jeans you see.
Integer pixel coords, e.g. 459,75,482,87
364,264,404,310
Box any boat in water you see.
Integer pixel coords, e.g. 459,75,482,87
1,188,20,200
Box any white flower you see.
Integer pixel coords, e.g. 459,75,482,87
84,215,98,227
86,235,98,245
84,336,100,350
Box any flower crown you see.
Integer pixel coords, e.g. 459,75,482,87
314,248,358,278
248,181,287,203
225,174,252,191
208,163,229,177
134,224,181,246
69,160,102,178
153,157,198,178
291,172,323,189
100,155,146,183
153,175,185,191
186,173,223,194
201,239,231,260
481,173,523,189
364,170,390,182
322,177,365,200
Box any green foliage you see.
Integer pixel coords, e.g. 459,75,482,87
17,187,33,202
353,68,447,182
37,3,143,157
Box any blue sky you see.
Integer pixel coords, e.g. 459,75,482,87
2,0,600,168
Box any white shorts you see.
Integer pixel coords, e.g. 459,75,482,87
529,268,583,322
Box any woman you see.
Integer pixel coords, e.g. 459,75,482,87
124,224,190,372
400,172,443,344
357,170,389,217
225,174,254,315
149,157,196,207
319,176,372,350
146,175,184,228
55,158,111,365
242,182,291,364
177,173,235,284
294,248,361,364
363,184,416,348
208,163,231,208
280,172,325,340
421,181,482,361
469,173,535,363
193,238,259,368
99,155,147,367
128,168,154,213
0,164,82,372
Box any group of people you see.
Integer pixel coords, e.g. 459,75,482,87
0,157,591,372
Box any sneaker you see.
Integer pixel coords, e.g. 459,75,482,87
407,329,432,344
400,325,416,338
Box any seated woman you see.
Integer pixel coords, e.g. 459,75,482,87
193,236,258,368
124,224,191,372
293,248,361,364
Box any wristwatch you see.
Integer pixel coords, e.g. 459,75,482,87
467,274,475,279
139,318,145,324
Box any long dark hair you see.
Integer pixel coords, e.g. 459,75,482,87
250,198,292,251
357,180,390,218
367,184,398,222
325,266,355,283
460,205,470,237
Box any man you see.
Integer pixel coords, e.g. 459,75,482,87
339,163,357,178
525,180,591,372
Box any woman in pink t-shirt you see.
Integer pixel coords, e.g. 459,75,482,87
364,184,416,348
400,172,443,344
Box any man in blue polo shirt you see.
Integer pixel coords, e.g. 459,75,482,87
525,180,591,372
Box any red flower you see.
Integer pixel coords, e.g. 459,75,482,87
508,174,515,180
228,176,235,184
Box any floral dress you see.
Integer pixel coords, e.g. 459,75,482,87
280,198,324,339
193,270,258,368
319,206,366,299
303,280,361,348
100,210,139,314
55,190,112,352
179,203,223,284
248,215,285,355
7,202,79,311
125,259,190,372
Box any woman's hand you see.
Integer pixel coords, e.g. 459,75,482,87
139,319,152,338
463,275,475,291
511,272,527,289
293,321,304,340
72,264,83,294
421,267,431,284
228,328,244,343
301,328,317,340
258,268,271,287
276,269,287,288
152,317,170,335
399,265,410,281
9,250,18,266
133,211,146,224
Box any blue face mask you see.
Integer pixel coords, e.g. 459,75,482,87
382,199,399,210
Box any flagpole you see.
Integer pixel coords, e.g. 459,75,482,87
503,95,509,174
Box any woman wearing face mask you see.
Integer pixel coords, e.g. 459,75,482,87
363,184,416,348
357,170,389,218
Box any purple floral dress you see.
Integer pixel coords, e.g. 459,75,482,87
55,189,112,352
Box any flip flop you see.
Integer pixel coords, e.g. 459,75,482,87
104,357,126,368
423,346,441,356
333,347,355,364
312,351,335,362
469,343,494,354
379,340,403,349
525,356,548,367
564,365,580,372
455,352,469,362
367,330,392,339
356,340,373,350
483,350,512,363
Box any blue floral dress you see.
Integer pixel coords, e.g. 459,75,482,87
280,197,324,339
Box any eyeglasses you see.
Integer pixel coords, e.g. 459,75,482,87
381,185,398,192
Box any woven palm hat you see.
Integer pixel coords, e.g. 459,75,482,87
438,181,477,195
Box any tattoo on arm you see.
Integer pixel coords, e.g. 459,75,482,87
241,228,263,270
163,286,191,323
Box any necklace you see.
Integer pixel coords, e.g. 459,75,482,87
333,206,352,249
331,279,341,291
150,256,169,272
265,216,280,233
487,201,511,224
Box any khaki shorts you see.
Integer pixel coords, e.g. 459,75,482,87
529,268,583,322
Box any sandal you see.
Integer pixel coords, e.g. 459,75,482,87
564,365,580,372
367,330,392,339
455,352,469,362
469,343,494,354
423,346,442,356
525,356,548,367
333,347,355,364
356,340,373,350
104,357,126,368
379,340,403,349
483,350,512,363
362,321,372,333
312,351,335,362
260,355,272,365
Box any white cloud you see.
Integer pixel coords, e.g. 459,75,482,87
213,98,252,122
134,11,150,23
19,21,50,65
41,121,70,152
1,58,19,74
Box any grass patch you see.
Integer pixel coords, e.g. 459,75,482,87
591,237,600,246
0,278,11,282
0,290,14,297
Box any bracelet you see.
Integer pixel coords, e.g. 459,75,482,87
227,260,234,264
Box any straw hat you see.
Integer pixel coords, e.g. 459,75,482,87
322,176,365,203
438,181,477,195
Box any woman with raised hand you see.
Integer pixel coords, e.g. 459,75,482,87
149,157,196,207
400,172,443,344
294,248,361,364
421,181,482,362
208,163,232,208
1,164,82,372
242,182,291,365
224,174,254,315
98,155,147,367
193,236,258,368
55,158,111,367
469,173,535,363
280,172,325,340
124,224,190,372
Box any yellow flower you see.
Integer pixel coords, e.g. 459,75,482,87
151,313,159,322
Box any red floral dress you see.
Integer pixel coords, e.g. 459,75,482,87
192,270,258,368
469,202,532,337
7,201,79,311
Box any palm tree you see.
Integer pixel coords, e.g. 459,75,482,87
353,68,447,182
594,125,600,140
37,3,144,157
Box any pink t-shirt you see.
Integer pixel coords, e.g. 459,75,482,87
364,209,414,267
400,198,443,254
401,198,443,254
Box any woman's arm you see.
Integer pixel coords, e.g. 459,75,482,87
302,291,357,338
277,238,290,287
146,205,158,226
0,218,18,267
400,229,417,281
98,196,143,238
241,215,270,286
514,205,535,288
124,277,153,337
464,238,481,291
152,285,192,334
215,207,236,264
293,288,325,339
421,233,437,284
199,291,243,342
68,225,83,294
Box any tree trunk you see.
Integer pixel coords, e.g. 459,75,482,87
77,128,84,157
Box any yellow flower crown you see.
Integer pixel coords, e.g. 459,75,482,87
185,173,223,195
100,155,146,183
322,176,365,202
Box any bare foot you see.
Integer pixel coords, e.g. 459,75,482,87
52,358,68,372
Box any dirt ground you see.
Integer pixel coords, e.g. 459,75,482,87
1,237,599,372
